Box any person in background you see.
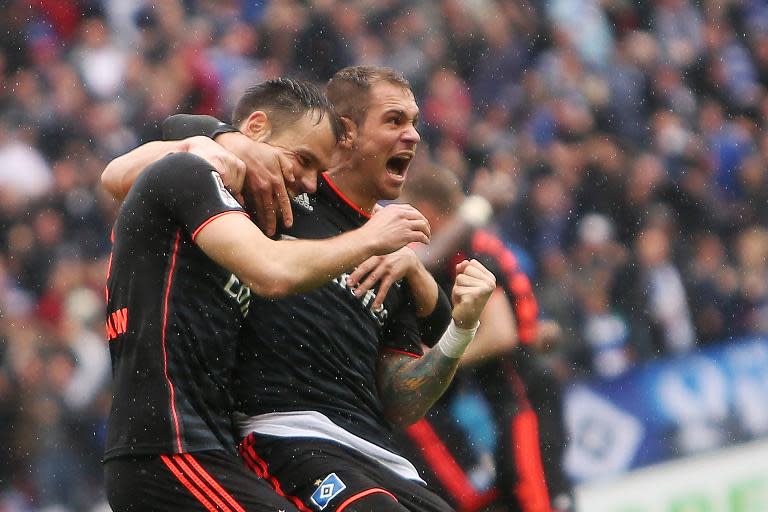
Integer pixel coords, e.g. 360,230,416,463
392,166,574,512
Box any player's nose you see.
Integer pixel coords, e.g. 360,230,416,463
402,123,420,144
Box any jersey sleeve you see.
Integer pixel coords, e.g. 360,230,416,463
162,114,237,141
381,290,424,358
416,285,452,348
137,152,246,239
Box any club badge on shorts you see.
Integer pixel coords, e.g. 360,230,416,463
310,473,346,510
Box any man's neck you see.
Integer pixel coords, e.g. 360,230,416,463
326,164,377,215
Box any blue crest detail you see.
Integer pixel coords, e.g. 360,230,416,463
310,473,347,510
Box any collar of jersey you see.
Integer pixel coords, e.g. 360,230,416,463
320,172,372,220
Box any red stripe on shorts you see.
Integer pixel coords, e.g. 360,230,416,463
240,435,312,512
336,488,398,512
160,455,219,512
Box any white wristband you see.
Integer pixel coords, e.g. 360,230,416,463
458,195,493,227
437,320,480,358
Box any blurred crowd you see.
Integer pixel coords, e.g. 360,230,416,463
1,0,768,510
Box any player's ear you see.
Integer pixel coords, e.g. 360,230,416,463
242,111,272,141
338,116,357,150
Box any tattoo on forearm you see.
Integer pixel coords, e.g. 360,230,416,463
377,349,460,426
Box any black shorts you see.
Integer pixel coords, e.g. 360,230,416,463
239,433,454,512
104,449,299,512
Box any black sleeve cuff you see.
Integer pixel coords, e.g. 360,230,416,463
417,286,452,347
162,114,238,141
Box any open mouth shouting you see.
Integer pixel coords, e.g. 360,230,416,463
386,152,413,178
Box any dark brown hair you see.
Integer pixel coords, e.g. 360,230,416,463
232,77,344,142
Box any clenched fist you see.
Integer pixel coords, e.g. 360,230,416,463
450,259,497,329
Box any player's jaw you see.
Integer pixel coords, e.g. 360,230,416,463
357,142,416,203
367,128,420,200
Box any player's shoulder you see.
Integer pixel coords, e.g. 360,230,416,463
125,152,219,209
136,152,218,194
149,151,215,175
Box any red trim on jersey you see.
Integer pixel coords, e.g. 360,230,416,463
191,210,250,241
162,230,184,453
406,419,499,512
508,365,531,408
406,420,473,506
383,347,423,359
240,436,313,512
511,411,551,512
337,488,398,511
183,453,246,512
465,489,500,512
160,455,219,512
321,173,372,219
173,455,234,512
105,228,115,304
470,230,539,345
506,368,551,511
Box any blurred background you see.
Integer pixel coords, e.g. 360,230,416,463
1,0,767,511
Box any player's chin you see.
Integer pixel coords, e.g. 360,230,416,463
380,175,406,200
379,185,404,202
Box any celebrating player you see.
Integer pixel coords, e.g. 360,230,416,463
101,78,431,512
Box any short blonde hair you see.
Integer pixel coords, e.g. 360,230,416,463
326,66,411,125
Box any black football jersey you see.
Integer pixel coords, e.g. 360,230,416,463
104,152,251,460
234,173,423,452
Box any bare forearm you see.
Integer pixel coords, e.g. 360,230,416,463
377,349,460,427
102,140,185,200
255,232,381,296
406,262,439,317
201,220,380,297
198,203,431,298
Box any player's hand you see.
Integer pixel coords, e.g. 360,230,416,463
451,259,496,329
181,136,246,202
362,204,431,254
348,247,421,308
216,131,296,236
